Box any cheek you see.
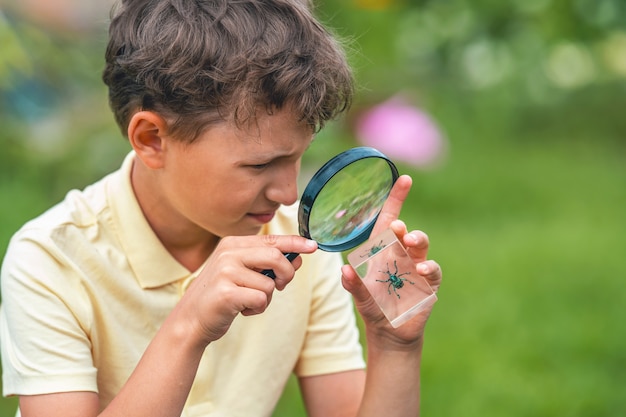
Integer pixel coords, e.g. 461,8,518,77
195,179,259,218
169,155,266,217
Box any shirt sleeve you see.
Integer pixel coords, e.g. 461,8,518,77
1,229,98,396
294,249,365,377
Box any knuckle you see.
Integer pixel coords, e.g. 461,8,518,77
215,261,239,278
218,235,236,247
250,291,270,311
273,272,294,288
216,285,238,306
262,276,277,291
262,234,280,247
213,246,234,263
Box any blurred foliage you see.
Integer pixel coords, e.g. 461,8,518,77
1,0,626,416
322,0,626,94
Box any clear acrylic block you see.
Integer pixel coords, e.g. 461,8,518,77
347,228,437,328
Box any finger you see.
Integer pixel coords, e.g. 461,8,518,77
340,264,369,303
223,262,277,295
416,260,442,293
340,264,387,323
270,254,300,291
401,230,430,263
371,175,412,236
219,266,278,314
241,247,298,289
258,234,318,255
220,234,318,255
235,286,273,316
389,219,408,241
255,236,317,286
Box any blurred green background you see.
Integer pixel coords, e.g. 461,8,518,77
1,0,625,416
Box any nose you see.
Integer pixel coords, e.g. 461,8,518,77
266,163,299,206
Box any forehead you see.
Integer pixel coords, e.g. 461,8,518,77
196,107,314,154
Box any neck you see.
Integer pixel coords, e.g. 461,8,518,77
130,159,219,271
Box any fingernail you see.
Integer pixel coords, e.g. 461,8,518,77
418,263,429,274
305,239,318,250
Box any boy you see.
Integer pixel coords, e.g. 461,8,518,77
0,1,442,416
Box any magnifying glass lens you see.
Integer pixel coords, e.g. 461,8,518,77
308,157,395,248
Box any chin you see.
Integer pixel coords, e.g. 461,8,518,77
217,224,264,238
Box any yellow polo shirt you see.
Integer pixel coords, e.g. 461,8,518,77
0,152,365,417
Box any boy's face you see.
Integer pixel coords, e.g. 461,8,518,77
156,108,314,239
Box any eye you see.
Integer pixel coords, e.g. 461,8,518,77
248,162,271,170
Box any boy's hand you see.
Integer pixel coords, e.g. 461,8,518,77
341,175,442,346
178,235,318,346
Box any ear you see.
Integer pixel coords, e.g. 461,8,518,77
127,111,169,169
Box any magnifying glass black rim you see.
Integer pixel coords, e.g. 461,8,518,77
298,146,399,252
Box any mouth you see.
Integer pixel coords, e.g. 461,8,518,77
247,211,276,224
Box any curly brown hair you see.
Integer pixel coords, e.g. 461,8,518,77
102,0,353,141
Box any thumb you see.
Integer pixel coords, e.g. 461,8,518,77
341,264,365,298
341,264,386,322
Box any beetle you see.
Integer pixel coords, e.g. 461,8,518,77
360,239,386,258
376,260,414,299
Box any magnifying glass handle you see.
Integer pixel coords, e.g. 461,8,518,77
261,252,299,279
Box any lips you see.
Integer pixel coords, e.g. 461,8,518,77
248,212,276,224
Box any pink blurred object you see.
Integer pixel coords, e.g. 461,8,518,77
335,209,347,219
355,98,446,168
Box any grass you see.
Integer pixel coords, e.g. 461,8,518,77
1,89,625,416
415,97,625,416
417,139,626,416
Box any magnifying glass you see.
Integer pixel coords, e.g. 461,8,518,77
263,146,399,278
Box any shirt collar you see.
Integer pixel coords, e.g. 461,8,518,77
108,151,191,289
